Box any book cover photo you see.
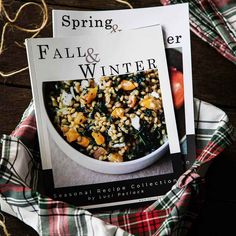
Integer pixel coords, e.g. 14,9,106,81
53,3,196,168
26,25,183,209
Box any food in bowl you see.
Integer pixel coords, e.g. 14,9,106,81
45,69,167,163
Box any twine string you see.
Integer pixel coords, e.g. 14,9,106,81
0,0,133,78
0,212,10,236
115,0,133,9
0,66,28,78
0,0,48,78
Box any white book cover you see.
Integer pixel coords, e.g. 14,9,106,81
53,3,196,167
26,25,183,209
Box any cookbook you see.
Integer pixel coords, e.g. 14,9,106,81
53,3,196,168
26,25,183,209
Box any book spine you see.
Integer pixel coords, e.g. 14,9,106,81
25,40,52,170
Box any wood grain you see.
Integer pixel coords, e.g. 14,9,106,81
0,0,236,235
0,1,53,87
20,0,162,10
0,84,32,136
191,33,236,107
0,212,38,236
0,0,161,86
1,1,236,110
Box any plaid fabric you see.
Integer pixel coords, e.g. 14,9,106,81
161,0,236,64
0,98,235,235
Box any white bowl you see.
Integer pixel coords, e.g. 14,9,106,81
46,113,169,175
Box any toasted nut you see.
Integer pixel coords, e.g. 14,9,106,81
74,112,87,125
100,126,106,132
92,131,105,145
51,96,58,107
87,145,93,151
93,147,107,159
74,83,80,93
65,128,79,143
111,108,125,119
130,113,135,118
67,115,72,122
120,80,137,91
77,136,90,148
75,95,80,102
61,119,67,125
108,153,123,162
125,119,130,125
70,108,76,114
99,155,107,161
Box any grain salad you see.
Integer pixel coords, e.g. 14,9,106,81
45,69,167,163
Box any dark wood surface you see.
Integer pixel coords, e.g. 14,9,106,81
0,0,236,235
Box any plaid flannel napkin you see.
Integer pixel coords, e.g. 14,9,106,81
0,98,235,236
161,0,236,64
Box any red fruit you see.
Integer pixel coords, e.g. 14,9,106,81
170,67,184,109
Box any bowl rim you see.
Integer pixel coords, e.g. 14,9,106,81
46,111,169,167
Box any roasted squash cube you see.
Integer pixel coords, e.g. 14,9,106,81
65,128,79,143
92,131,105,145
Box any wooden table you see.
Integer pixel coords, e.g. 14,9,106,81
0,1,236,235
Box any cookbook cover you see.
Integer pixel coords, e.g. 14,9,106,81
26,25,183,209
53,3,196,168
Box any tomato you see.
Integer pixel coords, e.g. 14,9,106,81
170,67,184,109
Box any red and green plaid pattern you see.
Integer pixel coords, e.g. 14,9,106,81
1,98,235,235
1,2,236,234
161,0,236,64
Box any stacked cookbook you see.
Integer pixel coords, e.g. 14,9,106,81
26,3,196,209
